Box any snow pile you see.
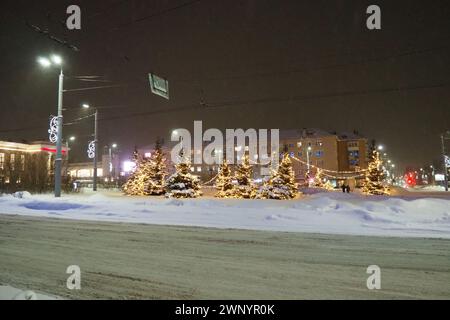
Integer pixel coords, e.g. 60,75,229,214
0,286,61,300
0,191,449,238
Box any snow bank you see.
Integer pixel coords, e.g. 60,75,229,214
0,191,449,238
0,286,61,300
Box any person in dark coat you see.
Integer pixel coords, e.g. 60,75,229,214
346,185,351,193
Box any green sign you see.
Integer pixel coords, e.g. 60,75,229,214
149,73,169,100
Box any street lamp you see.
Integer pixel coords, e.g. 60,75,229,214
66,136,76,165
109,143,118,181
441,131,450,192
377,145,384,151
82,103,99,191
38,54,64,198
307,146,312,174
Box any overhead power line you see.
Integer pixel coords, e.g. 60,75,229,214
97,82,450,122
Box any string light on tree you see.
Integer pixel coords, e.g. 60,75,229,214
232,154,256,199
165,156,202,198
255,154,298,200
362,150,390,195
215,160,234,198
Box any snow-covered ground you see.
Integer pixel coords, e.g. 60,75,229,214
0,285,60,300
0,190,449,238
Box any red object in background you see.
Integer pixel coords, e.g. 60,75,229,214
405,172,416,187
41,147,67,154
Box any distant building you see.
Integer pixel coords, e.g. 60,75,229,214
0,140,69,191
280,128,368,184
67,148,121,186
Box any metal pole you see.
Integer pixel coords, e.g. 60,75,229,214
93,109,98,191
54,69,64,198
66,140,70,170
442,134,448,192
109,146,112,182
306,147,311,174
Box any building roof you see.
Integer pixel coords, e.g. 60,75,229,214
280,128,335,140
280,129,366,141
337,131,366,141
0,140,68,153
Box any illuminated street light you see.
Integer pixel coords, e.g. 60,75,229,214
37,57,52,68
37,54,64,197
377,145,384,151
51,55,62,65
69,136,76,142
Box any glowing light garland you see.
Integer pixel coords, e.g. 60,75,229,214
87,141,96,159
48,116,58,143
291,156,367,179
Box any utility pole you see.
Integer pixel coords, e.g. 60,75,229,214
55,69,64,197
442,133,449,192
93,109,98,191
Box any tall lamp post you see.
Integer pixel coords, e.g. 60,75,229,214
306,146,312,175
83,104,99,191
441,131,450,192
109,143,118,182
38,55,64,198
66,136,76,165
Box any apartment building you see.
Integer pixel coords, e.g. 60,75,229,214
280,129,368,183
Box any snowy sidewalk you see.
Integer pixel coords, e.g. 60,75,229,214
0,191,449,238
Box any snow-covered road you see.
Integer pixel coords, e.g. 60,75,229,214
1,191,449,238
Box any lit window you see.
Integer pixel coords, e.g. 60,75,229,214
0,153,4,170
297,142,302,148
10,154,15,170
197,167,202,172
316,141,323,146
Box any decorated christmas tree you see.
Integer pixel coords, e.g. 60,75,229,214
362,150,390,195
313,168,334,190
233,154,255,199
145,139,167,195
123,148,149,196
215,160,234,198
165,157,202,198
256,154,298,200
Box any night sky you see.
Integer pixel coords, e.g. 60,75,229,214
1,0,449,170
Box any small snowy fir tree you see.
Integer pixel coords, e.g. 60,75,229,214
233,154,255,199
165,158,202,198
123,148,149,196
145,139,167,195
256,154,298,200
362,150,390,195
215,160,234,198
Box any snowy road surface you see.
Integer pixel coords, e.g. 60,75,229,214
0,190,449,238
1,215,449,299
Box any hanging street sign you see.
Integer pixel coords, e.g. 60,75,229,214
149,73,169,100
